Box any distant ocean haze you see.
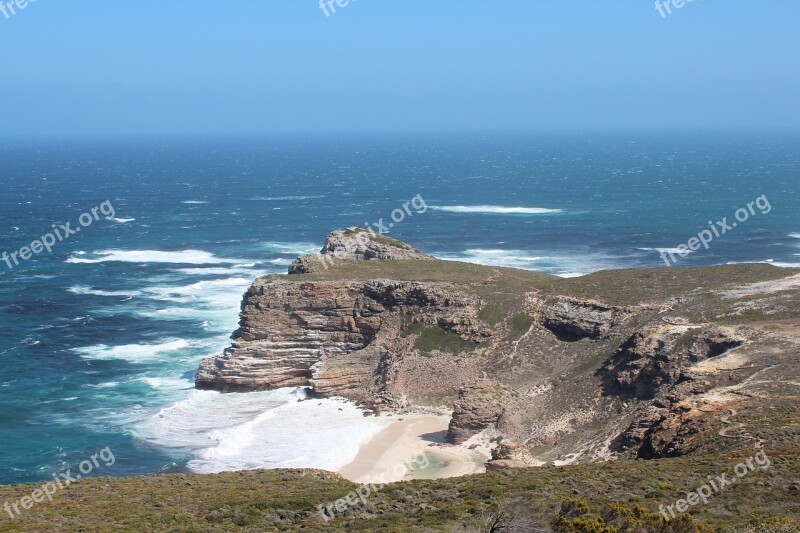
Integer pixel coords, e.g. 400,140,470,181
0,133,798,484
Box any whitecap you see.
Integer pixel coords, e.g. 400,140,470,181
109,217,136,224
430,205,562,215
68,286,142,297
789,233,800,239
434,249,624,277
65,249,241,265
181,201,209,205
637,247,695,255
135,376,193,390
249,195,325,201
86,382,119,389
175,266,259,276
434,249,543,270
134,276,257,333
259,242,319,255
72,339,190,363
763,261,800,268
134,388,388,474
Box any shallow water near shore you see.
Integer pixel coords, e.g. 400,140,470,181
1,133,799,485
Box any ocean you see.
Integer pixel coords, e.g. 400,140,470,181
1,132,798,485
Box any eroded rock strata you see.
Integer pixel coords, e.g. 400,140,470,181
197,228,800,469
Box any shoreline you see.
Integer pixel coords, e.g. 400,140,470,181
338,414,489,484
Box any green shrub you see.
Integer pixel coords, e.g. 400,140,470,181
509,313,534,340
407,323,477,354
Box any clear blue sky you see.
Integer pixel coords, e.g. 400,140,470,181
1,0,798,136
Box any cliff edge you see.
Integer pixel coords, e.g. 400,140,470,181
197,230,800,467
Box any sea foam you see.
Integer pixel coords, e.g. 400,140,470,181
72,339,190,363
430,205,562,215
134,388,388,474
66,249,241,265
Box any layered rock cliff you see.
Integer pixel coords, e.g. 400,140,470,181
197,229,800,469
288,227,431,274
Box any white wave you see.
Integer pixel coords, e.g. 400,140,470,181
109,217,136,224
259,242,319,255
135,376,193,390
175,266,259,276
638,247,695,255
72,339,190,363
434,249,543,270
134,276,257,333
249,195,325,201
764,261,800,268
86,382,120,389
430,205,562,215
789,233,800,239
558,272,587,278
434,248,622,277
68,286,142,297
143,277,252,304
181,201,209,205
66,249,241,265
134,388,388,474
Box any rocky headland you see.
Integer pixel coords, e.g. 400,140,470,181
4,228,799,531
197,227,800,469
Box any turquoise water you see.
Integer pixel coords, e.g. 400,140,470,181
0,133,798,485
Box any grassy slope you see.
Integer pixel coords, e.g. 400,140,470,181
0,451,798,532
3,261,798,531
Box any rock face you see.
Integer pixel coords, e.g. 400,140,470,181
486,441,542,471
196,277,484,405
446,382,508,444
197,228,799,470
288,228,431,274
601,325,745,400
538,296,630,341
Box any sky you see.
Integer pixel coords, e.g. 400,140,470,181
0,0,798,136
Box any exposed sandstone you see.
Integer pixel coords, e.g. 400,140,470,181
601,324,745,400
196,277,484,405
486,440,543,471
446,382,509,444
288,227,431,274
537,296,631,341
196,230,799,471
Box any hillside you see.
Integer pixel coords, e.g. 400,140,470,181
2,228,799,532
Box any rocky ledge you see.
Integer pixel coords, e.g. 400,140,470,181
288,227,431,274
197,229,800,469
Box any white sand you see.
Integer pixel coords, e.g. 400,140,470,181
338,414,488,484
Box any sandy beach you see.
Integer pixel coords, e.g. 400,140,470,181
338,414,489,484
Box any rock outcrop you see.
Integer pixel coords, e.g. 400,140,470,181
486,440,542,471
537,296,631,341
601,325,745,400
197,228,799,471
446,382,508,444
288,228,431,274
196,276,485,405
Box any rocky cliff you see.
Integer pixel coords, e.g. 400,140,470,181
288,227,432,274
197,230,800,469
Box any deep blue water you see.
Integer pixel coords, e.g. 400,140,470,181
0,133,798,485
